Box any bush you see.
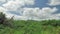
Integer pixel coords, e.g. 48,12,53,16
42,20,60,26
0,12,6,24
0,12,14,28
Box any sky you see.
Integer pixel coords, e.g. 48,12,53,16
0,0,60,20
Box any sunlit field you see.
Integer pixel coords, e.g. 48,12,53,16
0,20,60,34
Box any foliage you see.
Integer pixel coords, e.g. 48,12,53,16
0,12,14,28
42,20,60,26
0,12,60,34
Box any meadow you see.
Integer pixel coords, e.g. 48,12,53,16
0,20,60,34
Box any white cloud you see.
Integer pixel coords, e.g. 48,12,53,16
0,7,7,13
16,0,35,5
0,0,60,20
3,1,24,11
0,0,6,3
0,0,35,20
0,6,59,20
2,0,35,11
48,0,60,6
22,7,58,20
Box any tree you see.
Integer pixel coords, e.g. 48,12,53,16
0,12,14,28
0,12,6,24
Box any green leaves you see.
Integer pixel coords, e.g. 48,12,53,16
42,20,60,26
0,12,14,28
0,12,6,24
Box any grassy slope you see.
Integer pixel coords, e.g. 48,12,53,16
0,20,60,34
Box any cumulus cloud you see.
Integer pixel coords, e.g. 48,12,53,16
0,0,35,20
0,0,60,20
22,7,58,20
0,7,7,13
0,6,59,20
3,1,24,11
2,0,35,11
48,0,60,6
0,0,6,3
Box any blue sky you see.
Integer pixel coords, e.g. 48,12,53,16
25,0,60,13
0,0,60,20
35,0,49,8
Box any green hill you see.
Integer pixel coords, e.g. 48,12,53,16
0,12,60,34
0,20,60,34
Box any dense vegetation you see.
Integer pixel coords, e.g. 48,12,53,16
0,12,60,34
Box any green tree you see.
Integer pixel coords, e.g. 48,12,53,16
0,12,14,28
0,12,6,24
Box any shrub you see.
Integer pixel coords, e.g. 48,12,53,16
0,12,14,28
42,20,60,26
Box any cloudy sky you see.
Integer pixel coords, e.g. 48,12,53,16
0,0,60,20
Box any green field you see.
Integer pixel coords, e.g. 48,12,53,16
0,20,60,34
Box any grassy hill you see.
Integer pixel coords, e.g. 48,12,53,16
0,20,60,34
0,11,60,34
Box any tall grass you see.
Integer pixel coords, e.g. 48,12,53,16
0,20,60,34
